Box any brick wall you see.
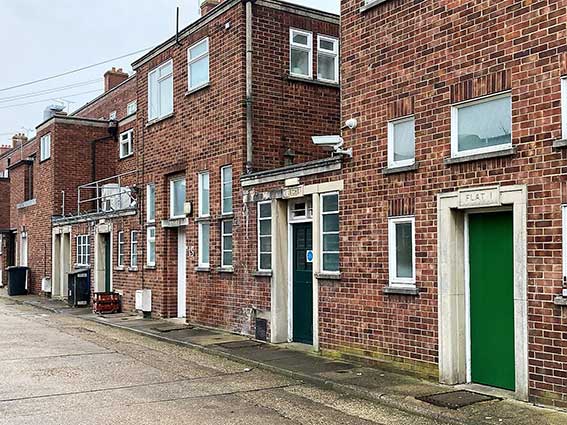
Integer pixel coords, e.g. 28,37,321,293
74,77,136,121
340,0,567,405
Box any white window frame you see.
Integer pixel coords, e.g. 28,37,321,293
198,222,210,269
40,133,51,161
320,192,340,274
119,129,134,159
76,234,90,267
148,59,174,122
563,205,567,285
561,77,567,140
109,111,117,120
388,216,416,287
317,35,339,84
188,38,210,91
127,100,137,115
130,230,138,268
451,92,512,158
146,226,156,267
146,184,155,223
221,219,233,269
387,116,416,169
290,28,313,79
117,231,125,268
257,201,272,272
221,165,232,215
198,171,210,218
169,177,186,219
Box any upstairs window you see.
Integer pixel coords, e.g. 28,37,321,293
109,111,117,120
170,177,186,219
148,60,173,121
198,172,210,217
388,216,416,287
40,133,51,161
221,165,232,215
117,231,125,267
257,201,272,272
221,219,233,269
317,35,339,84
451,93,512,158
188,38,209,90
321,193,339,273
76,235,90,266
119,129,134,159
146,184,155,223
387,116,415,168
562,77,567,140
290,29,313,79
127,100,137,115
130,231,138,268
147,226,156,267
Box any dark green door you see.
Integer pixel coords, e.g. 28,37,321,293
293,223,313,344
469,212,515,391
104,234,111,293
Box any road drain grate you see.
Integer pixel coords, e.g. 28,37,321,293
417,390,500,409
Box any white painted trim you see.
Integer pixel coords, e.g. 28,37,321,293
187,37,209,91
317,34,339,84
221,165,233,215
450,92,512,158
257,201,273,272
320,192,340,275
561,77,567,140
464,213,471,383
147,59,173,122
221,219,233,269
198,171,210,218
387,215,416,287
563,205,567,283
387,116,415,169
177,227,187,319
198,222,210,268
146,226,156,267
117,231,125,267
40,133,51,162
130,230,138,268
289,28,313,80
146,184,156,223
94,225,113,293
119,129,134,159
169,176,186,220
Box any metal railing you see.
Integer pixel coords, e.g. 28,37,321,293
77,171,138,215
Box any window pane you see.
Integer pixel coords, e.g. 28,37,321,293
393,119,415,162
148,71,159,119
223,220,233,234
149,241,156,264
200,174,210,216
259,202,271,218
159,75,173,117
318,54,336,81
148,185,155,221
223,236,233,251
260,253,271,270
291,48,309,76
260,236,271,253
323,233,339,252
395,222,413,279
457,96,511,153
322,194,338,212
190,56,209,88
190,41,208,59
319,39,335,51
323,253,339,272
259,220,271,236
292,33,308,45
201,223,210,264
323,214,339,232
160,61,172,77
172,179,186,217
223,251,233,267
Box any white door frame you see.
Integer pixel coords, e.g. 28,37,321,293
94,224,112,293
20,232,28,267
177,227,187,319
438,185,528,401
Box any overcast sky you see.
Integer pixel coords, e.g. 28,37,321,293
0,0,339,147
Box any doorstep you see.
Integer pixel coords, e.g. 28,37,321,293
2,291,567,425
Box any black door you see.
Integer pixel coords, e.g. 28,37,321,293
293,223,313,344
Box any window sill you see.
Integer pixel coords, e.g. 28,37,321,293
360,0,389,13
220,213,234,219
315,272,341,281
382,162,419,175
144,265,156,270
119,153,134,161
146,113,174,128
17,199,37,209
128,267,139,272
185,83,210,96
217,267,234,274
39,157,51,164
383,286,420,296
444,147,516,165
286,75,339,89
195,216,211,223
114,267,125,272
161,218,188,228
196,266,210,272
253,270,272,277
553,139,567,149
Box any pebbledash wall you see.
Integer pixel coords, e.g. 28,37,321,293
337,0,567,406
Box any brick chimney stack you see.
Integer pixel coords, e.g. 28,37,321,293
11,133,27,148
104,67,129,92
200,0,221,16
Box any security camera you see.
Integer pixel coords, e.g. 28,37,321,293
311,135,353,158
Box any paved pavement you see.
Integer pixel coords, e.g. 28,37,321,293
1,294,567,425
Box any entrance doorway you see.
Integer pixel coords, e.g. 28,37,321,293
177,228,187,319
20,232,28,266
95,230,112,293
292,222,313,344
467,211,515,391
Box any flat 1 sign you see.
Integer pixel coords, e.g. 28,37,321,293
458,186,501,209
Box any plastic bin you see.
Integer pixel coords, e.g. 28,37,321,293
7,267,29,296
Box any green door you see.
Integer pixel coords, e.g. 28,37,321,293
293,223,313,344
468,212,515,391
104,234,111,293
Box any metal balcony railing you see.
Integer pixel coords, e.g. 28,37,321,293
77,171,138,215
